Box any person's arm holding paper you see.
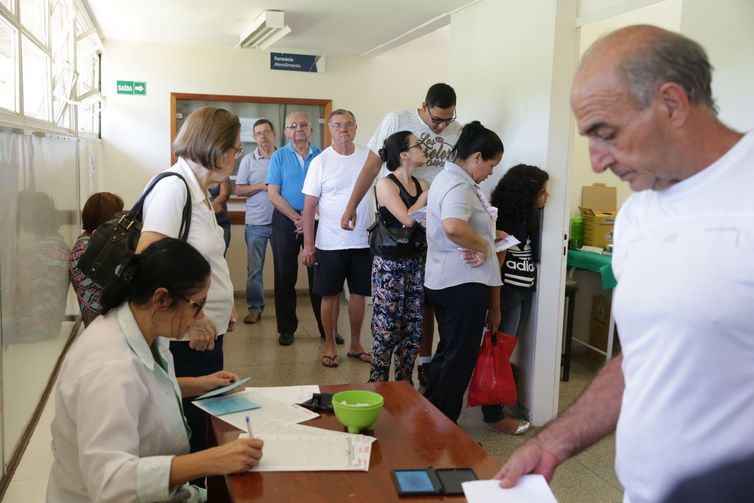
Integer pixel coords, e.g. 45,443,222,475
177,370,239,398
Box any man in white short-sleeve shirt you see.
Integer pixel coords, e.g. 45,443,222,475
302,109,372,368
497,26,754,503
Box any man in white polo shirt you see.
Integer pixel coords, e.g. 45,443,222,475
302,109,372,369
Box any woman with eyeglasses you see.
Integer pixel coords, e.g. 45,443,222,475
48,238,263,503
423,121,504,422
135,107,241,477
368,131,429,384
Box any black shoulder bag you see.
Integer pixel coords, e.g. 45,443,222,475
77,172,192,291
367,181,426,257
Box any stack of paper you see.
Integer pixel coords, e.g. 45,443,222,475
241,421,376,472
193,389,318,431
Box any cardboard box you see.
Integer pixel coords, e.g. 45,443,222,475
589,294,611,350
580,183,617,248
588,294,620,361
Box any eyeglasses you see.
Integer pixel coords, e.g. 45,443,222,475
231,145,244,160
181,296,207,318
329,121,355,130
254,129,274,137
426,108,457,126
286,122,310,130
408,142,424,151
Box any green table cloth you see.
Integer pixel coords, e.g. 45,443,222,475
567,249,617,289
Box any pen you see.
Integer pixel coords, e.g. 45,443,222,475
245,415,254,438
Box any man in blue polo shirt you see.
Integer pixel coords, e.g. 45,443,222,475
266,111,325,346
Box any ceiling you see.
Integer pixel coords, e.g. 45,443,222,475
84,0,479,56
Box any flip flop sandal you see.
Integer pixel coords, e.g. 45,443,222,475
347,352,372,363
321,354,338,368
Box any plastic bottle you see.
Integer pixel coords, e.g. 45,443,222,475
569,216,583,250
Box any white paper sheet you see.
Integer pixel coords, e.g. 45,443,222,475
240,421,376,472
462,477,558,503
245,384,320,405
195,390,318,431
495,235,521,252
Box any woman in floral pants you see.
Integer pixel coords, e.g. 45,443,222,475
369,131,429,384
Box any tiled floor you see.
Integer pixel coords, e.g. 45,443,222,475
4,296,623,502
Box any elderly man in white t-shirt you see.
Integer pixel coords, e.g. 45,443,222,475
302,109,373,369
496,25,754,503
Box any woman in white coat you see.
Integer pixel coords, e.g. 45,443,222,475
47,238,263,502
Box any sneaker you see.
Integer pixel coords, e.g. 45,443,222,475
417,363,430,391
484,417,531,435
278,333,294,346
243,310,261,324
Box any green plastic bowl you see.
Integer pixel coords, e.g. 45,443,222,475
332,390,384,434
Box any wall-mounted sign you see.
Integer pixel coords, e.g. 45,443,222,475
270,53,325,73
117,80,147,95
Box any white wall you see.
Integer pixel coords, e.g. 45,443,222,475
681,0,754,133
449,0,578,424
569,0,683,214
101,26,451,204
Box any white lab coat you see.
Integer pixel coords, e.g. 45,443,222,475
47,303,202,502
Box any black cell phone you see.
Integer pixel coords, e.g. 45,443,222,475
391,469,441,496
435,468,478,495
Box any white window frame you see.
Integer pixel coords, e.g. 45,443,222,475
0,0,103,135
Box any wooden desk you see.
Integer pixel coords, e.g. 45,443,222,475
208,381,501,502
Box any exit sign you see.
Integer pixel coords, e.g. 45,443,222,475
117,80,147,95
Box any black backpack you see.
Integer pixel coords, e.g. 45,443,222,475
77,172,192,292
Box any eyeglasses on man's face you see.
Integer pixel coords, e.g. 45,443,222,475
253,128,274,137
329,121,355,130
181,295,207,318
426,108,457,125
286,122,310,130
231,145,244,160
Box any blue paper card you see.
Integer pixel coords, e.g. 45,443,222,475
195,376,251,400
197,395,261,416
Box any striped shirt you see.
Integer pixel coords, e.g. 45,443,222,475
502,238,536,288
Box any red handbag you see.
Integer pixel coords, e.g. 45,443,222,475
467,330,517,407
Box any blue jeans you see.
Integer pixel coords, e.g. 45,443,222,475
245,223,271,312
482,284,532,423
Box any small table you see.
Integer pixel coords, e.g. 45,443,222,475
207,381,501,502
566,249,617,362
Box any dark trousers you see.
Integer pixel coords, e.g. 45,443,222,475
270,209,324,336
170,336,224,487
424,283,489,422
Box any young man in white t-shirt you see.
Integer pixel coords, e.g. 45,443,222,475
340,83,462,386
302,109,372,368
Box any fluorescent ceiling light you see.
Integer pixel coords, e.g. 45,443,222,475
238,10,291,50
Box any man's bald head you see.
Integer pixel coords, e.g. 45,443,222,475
578,25,716,112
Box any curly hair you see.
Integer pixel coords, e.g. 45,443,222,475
491,164,548,224
491,164,548,262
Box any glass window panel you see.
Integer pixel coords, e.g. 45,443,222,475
19,0,47,45
0,18,16,112
22,34,50,120
50,0,72,64
1,0,13,14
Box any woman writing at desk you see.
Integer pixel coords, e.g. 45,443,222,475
47,239,263,502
